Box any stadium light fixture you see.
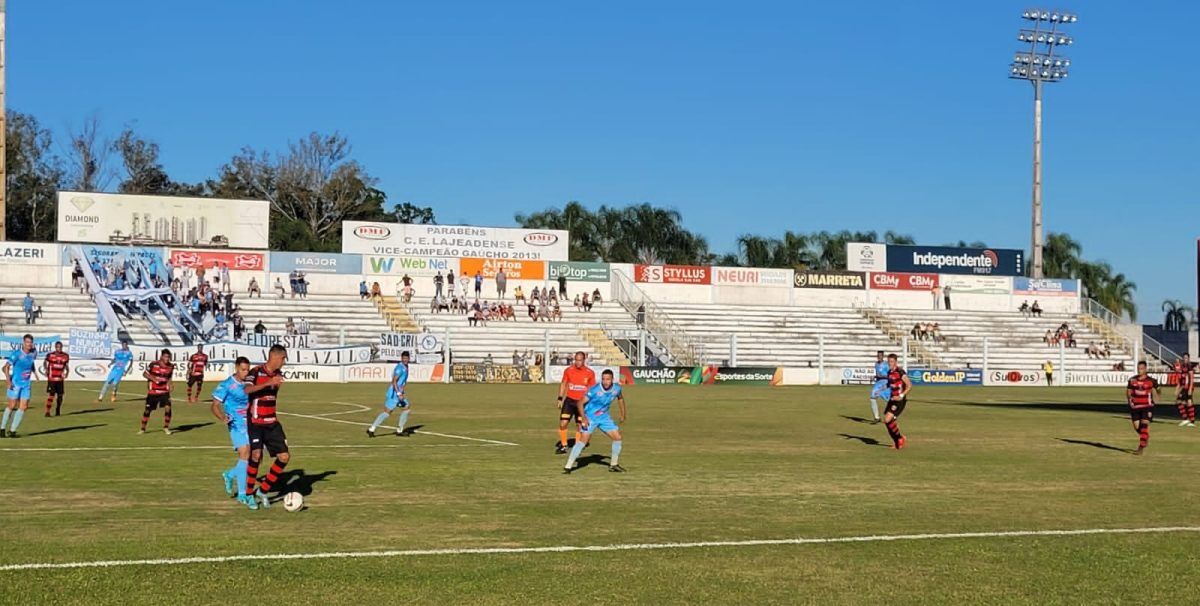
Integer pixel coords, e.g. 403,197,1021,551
1009,8,1077,279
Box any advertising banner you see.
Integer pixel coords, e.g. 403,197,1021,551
58,191,270,249
71,360,122,381
62,244,165,268
846,243,887,273
68,328,113,359
986,369,1046,386
793,270,867,290
378,333,443,361
712,267,793,287
0,242,60,266
618,366,781,385
128,342,373,366
548,261,611,282
907,369,983,386
711,367,783,385
344,363,445,383
869,272,939,291
364,255,458,276
839,367,877,386
547,365,621,384
634,265,711,285
939,274,1013,295
168,249,265,271
1062,371,1134,386
242,334,321,349
269,251,363,275
1013,277,1079,297
459,257,546,281
452,363,544,384
886,245,1024,277
342,221,569,261
0,335,62,355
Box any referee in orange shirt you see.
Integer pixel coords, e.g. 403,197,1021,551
556,351,596,454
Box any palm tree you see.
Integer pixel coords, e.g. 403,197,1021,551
1162,300,1194,331
1094,272,1137,322
1040,232,1082,279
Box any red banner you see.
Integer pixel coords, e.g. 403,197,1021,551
169,249,265,271
634,264,711,285
869,272,939,291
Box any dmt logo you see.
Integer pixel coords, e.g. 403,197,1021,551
872,273,899,289
523,232,558,246
353,225,391,240
69,196,96,213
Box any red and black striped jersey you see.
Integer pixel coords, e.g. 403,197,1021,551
146,361,175,395
887,367,906,400
188,353,209,377
245,365,283,426
1175,362,1194,391
1127,375,1158,409
45,351,70,382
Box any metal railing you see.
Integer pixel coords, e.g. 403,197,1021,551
610,270,705,365
1080,297,1178,367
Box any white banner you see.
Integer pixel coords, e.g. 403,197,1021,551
0,242,61,266
1062,371,1132,386
344,363,446,383
129,342,373,366
711,267,793,287
242,334,320,349
363,255,459,277
58,191,270,249
781,367,821,386
378,333,443,361
846,243,887,272
940,274,1013,295
986,369,1046,386
837,367,877,386
68,328,113,359
343,221,569,261
547,365,620,384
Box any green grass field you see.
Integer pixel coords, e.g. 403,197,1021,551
2,382,1199,605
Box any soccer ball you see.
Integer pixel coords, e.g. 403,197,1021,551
282,492,304,512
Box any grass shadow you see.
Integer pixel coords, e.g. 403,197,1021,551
574,453,609,470
838,433,885,447
959,401,1155,417
65,408,114,416
1056,438,1132,454
273,469,338,498
23,424,106,437
402,424,425,436
840,415,877,425
170,422,213,434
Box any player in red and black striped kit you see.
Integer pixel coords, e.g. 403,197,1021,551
1175,354,1194,427
140,349,176,435
245,344,289,508
881,354,913,449
42,341,70,417
1127,361,1160,455
186,345,209,403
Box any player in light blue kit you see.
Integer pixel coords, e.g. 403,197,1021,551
869,350,890,423
211,356,258,510
97,342,135,403
367,351,412,438
563,369,627,473
2,334,38,438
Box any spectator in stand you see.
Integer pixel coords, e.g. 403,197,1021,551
932,286,940,310
220,264,232,293
369,282,381,299
911,323,923,341
458,274,470,297
1019,300,1031,317
495,268,507,300
636,303,646,328
447,270,456,297
930,323,944,343
557,273,567,299
582,293,593,312
254,320,266,334
285,317,296,335
298,317,310,335
71,260,84,288
512,350,521,365
470,301,486,327
574,294,582,310
592,288,603,305
360,280,369,299
551,300,562,322
297,271,309,299
527,301,537,320
23,292,35,324
1044,330,1055,347
514,285,525,303
1031,300,1043,317
273,277,286,298
233,315,246,340
247,277,262,298
943,286,952,311
434,272,445,299
1102,342,1111,358
289,270,299,296
474,272,483,298
1086,342,1100,359
402,274,413,289
531,286,540,303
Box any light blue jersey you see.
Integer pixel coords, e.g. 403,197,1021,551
871,360,891,400
581,383,622,434
212,375,250,450
6,348,37,401
385,362,410,410
107,349,134,384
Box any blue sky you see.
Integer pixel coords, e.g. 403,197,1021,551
12,1,1198,321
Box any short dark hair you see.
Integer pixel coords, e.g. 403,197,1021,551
876,350,885,356
401,351,411,358
1137,360,1148,367
887,354,898,361
269,344,287,356
602,369,614,378
54,341,63,347
235,356,250,366
160,348,172,357
22,334,33,341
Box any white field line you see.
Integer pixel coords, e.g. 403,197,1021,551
3,526,1198,572
0,443,504,452
313,402,373,417
279,409,518,447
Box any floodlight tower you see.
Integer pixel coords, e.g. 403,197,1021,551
1010,8,1076,279
0,0,6,241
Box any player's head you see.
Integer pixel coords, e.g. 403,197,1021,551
267,344,288,369
233,356,251,380
196,344,204,352
121,341,130,350
887,353,898,368
876,350,885,362
22,334,34,351
54,341,63,352
600,369,614,389
1137,360,1147,374
573,351,587,368
159,348,172,363
401,351,411,364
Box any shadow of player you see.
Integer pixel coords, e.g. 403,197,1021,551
840,415,876,425
402,424,425,436
66,408,114,416
23,424,106,437
273,469,338,499
170,422,214,434
1056,438,1132,454
837,433,885,447
573,453,609,470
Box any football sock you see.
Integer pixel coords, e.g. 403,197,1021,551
610,440,622,466
1138,422,1149,448
9,410,23,432
140,404,152,430
870,399,880,420
371,412,389,430
564,441,586,469
558,428,568,447
2,407,11,430
885,420,901,445
45,395,55,414
55,393,64,416
162,405,172,429
397,410,410,433
574,431,582,443
1179,403,1187,419
260,458,289,493
98,384,110,400
234,459,249,497
1189,404,1196,422
246,463,259,495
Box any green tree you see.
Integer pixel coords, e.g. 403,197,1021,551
1162,300,1193,331
389,202,436,225
113,127,206,196
5,111,65,242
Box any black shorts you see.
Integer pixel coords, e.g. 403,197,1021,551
187,374,204,387
560,398,582,422
249,423,289,456
46,381,65,396
1177,389,1194,404
145,393,171,410
885,397,908,417
1130,408,1153,423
